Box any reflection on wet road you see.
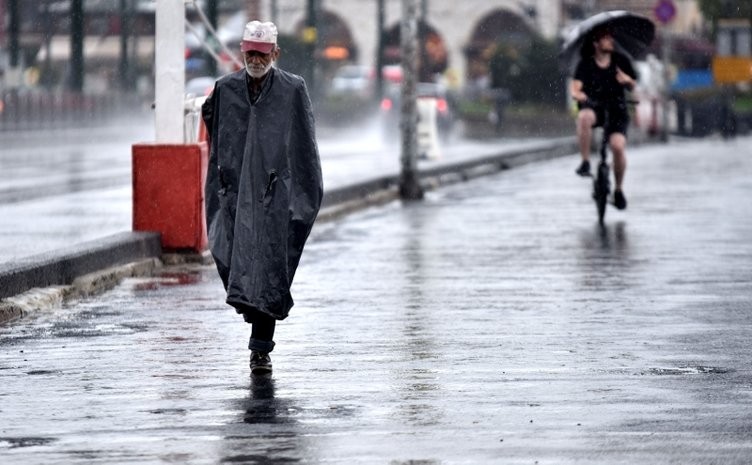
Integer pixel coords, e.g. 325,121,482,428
1,137,752,462
0,119,541,263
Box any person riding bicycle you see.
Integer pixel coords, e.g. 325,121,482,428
571,26,637,210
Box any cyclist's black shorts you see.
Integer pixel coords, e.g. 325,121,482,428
578,101,629,137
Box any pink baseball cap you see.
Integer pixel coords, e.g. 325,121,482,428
240,21,278,53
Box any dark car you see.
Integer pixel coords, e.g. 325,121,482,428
380,82,456,142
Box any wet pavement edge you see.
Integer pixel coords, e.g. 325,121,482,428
0,137,577,324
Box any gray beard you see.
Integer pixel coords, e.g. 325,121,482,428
244,57,273,78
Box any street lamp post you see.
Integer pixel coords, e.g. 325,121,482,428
271,0,279,25
206,0,218,76
418,0,427,82
69,0,85,92
305,0,318,95
7,0,20,89
375,0,385,102
119,0,132,90
399,0,424,200
247,0,260,20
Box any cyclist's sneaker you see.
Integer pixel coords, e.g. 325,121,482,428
613,190,627,210
250,351,272,375
575,160,591,177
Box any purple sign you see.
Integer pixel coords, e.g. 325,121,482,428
654,0,677,24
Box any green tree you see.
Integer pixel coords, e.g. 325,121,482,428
698,0,751,18
276,34,309,81
697,0,752,37
489,37,564,105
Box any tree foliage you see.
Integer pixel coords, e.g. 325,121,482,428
488,37,565,105
697,0,752,20
276,34,310,81
697,0,752,37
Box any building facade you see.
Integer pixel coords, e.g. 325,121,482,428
250,0,705,86
255,0,562,85
1,0,708,91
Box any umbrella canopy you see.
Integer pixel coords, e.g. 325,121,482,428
560,10,656,73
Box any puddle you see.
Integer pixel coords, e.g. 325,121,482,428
147,408,188,416
26,370,63,376
0,436,57,449
644,366,734,376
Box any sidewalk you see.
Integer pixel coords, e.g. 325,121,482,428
0,127,576,306
1,136,751,463
0,125,572,263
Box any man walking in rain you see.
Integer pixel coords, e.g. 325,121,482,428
201,21,323,375
571,26,637,210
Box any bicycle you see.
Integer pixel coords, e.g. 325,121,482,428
592,105,611,226
582,99,636,226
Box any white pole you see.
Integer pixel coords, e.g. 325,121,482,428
155,0,186,143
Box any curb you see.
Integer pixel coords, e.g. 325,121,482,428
318,137,578,220
0,232,161,323
0,138,577,323
0,258,160,323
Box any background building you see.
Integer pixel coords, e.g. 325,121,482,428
239,0,562,89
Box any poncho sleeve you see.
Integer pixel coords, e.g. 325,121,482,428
202,84,221,214
201,85,216,143
286,79,323,281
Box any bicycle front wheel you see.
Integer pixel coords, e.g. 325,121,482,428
593,163,610,225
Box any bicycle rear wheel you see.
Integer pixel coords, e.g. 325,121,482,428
593,162,610,225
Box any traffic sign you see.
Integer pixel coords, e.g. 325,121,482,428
654,0,676,25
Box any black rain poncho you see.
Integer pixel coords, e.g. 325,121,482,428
201,68,323,320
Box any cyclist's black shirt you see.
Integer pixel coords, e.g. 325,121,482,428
574,52,636,135
574,52,636,108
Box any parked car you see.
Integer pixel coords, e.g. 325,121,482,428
328,65,373,99
380,82,457,142
185,76,217,97
328,64,405,100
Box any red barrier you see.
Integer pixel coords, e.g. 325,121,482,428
132,143,208,252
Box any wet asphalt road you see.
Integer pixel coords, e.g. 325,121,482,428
1,136,752,464
0,119,539,263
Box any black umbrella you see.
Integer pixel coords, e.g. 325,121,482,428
560,10,656,73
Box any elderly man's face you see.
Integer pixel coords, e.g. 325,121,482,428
243,48,280,78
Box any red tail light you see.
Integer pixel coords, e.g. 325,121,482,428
380,98,393,111
436,98,448,113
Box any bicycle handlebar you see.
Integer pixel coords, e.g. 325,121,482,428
576,97,639,107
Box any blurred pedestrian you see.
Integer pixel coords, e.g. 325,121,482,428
201,21,323,375
571,26,637,210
